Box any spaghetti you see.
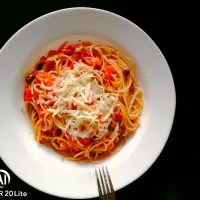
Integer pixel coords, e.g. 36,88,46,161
23,40,143,161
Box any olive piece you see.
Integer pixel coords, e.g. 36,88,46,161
25,74,35,84
123,69,130,76
36,62,44,70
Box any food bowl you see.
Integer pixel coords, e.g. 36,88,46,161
0,7,176,199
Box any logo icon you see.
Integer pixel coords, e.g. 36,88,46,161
0,170,10,188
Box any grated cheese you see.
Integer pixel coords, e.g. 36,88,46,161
37,63,118,138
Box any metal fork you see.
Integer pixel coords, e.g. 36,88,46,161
95,166,116,200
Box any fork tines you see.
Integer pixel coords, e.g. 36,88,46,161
95,166,115,200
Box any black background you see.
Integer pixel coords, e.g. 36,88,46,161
0,1,191,200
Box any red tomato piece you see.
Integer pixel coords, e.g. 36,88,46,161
33,70,40,75
72,145,80,153
103,65,116,74
59,141,68,149
71,104,77,110
100,136,106,141
61,48,73,55
69,63,74,70
81,49,91,58
47,50,58,57
85,101,94,105
24,88,32,101
61,44,78,55
104,71,112,80
45,61,55,72
67,44,78,51
72,53,81,61
78,137,91,146
39,56,46,62
82,138,91,146
95,57,101,66
99,119,106,124
92,49,99,57
107,143,114,150
114,113,124,121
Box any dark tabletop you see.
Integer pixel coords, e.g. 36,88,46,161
0,1,192,200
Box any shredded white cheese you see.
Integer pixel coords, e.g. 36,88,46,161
37,63,118,138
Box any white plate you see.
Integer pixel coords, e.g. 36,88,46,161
0,7,176,199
